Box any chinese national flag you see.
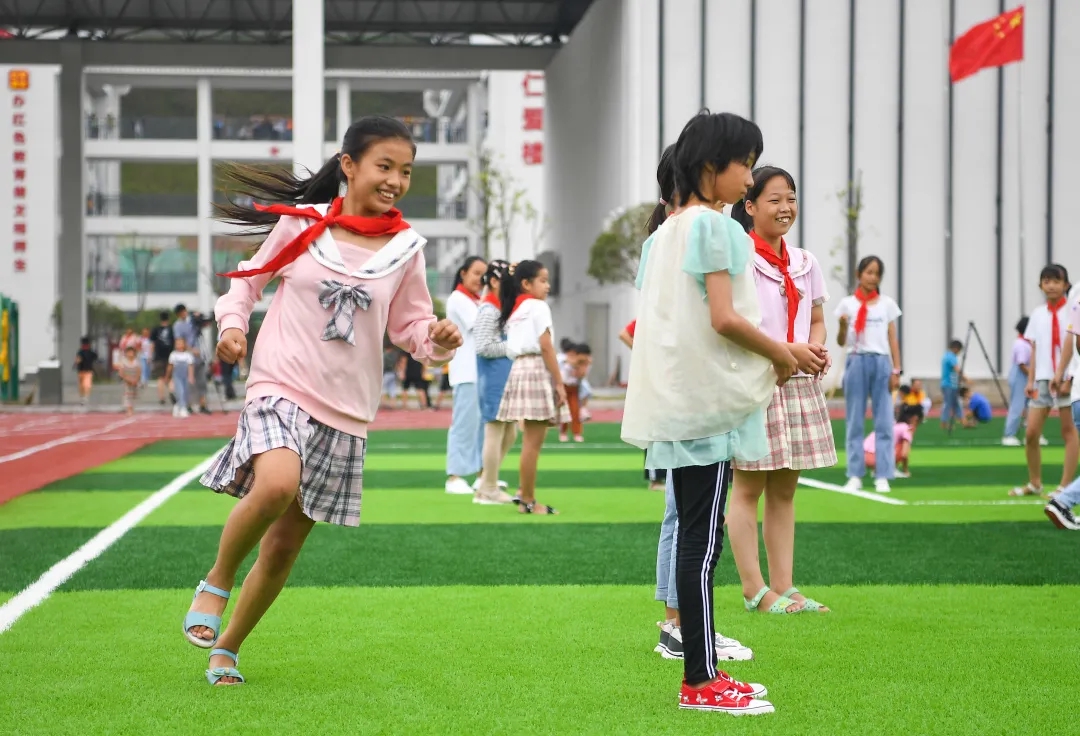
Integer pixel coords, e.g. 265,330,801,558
949,6,1024,83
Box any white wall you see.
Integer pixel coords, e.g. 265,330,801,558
545,0,1080,383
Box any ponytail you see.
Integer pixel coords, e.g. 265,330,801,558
499,260,543,328
730,199,753,232
645,143,679,235
214,115,415,235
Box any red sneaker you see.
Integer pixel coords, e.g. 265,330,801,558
678,679,774,716
716,669,767,698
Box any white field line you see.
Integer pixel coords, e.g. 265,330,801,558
0,454,217,634
909,499,1046,506
0,417,138,464
796,476,908,505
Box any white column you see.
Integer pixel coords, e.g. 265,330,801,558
465,82,483,258
335,79,350,146
293,1,325,175
196,78,213,314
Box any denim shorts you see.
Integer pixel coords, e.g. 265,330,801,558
1031,380,1072,410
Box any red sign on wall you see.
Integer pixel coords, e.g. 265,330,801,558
11,68,28,274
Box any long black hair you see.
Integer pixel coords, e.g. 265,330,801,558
731,166,797,233
215,115,416,234
453,255,485,290
498,260,544,328
482,259,510,288
1039,263,1071,293
672,110,763,206
646,144,679,234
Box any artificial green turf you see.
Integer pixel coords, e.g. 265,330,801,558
7,520,1066,594
0,527,103,592
1,585,1077,735
0,491,152,530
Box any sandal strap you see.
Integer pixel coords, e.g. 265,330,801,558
745,586,770,612
195,579,231,600
779,587,799,599
206,666,245,685
184,612,222,633
210,648,238,664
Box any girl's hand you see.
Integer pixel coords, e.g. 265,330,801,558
1026,383,1038,400
555,383,568,407
889,373,901,391
789,343,827,375
429,319,462,350
772,346,799,386
216,328,247,363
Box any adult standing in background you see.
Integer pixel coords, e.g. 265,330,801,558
150,310,175,405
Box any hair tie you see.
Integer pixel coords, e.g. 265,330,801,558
659,198,668,206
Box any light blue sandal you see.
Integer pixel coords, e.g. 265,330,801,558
183,579,231,648
744,586,804,614
781,587,829,613
205,648,245,686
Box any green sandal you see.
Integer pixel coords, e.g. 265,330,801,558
744,586,803,614
781,587,829,613
205,648,245,686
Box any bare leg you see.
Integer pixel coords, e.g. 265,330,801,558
186,448,301,642
1025,407,1049,487
1059,406,1079,487
762,469,815,607
517,420,551,511
728,469,802,612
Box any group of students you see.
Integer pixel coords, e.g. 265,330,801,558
439,255,572,513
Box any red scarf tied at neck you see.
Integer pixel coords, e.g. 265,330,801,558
853,286,879,336
1049,296,1068,371
219,196,411,279
455,283,481,303
751,231,799,342
511,294,538,315
482,291,501,308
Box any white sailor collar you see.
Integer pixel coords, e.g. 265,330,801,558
302,202,427,279
753,244,813,283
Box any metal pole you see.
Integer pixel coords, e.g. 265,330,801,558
1017,64,1026,315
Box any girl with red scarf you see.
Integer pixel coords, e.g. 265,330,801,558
183,116,462,686
726,167,834,614
835,256,903,493
444,255,488,496
1010,265,1077,497
495,259,569,514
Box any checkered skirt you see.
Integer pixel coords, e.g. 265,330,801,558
496,354,571,425
200,396,367,527
735,377,837,472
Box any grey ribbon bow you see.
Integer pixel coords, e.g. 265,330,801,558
318,279,371,345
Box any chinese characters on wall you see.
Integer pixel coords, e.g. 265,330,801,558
521,72,544,166
8,68,27,275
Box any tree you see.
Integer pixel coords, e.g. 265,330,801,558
587,202,656,285
124,238,162,314
470,151,542,260
831,171,864,292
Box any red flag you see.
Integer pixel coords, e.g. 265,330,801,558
949,6,1024,83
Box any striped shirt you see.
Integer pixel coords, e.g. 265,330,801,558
474,302,508,359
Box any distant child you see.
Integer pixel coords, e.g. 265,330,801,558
866,404,922,477
940,339,964,429
167,336,195,418
497,259,569,515
904,378,932,415
1045,288,1080,529
559,343,591,442
74,336,98,406
117,345,141,415
621,318,665,490
1010,264,1078,497
1002,317,1032,446
623,112,795,716
960,386,992,427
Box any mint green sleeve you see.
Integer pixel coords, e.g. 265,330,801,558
682,210,749,296
635,233,657,290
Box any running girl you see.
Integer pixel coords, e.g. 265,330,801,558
623,111,798,716
1011,265,1078,496
473,259,516,504
182,116,462,686
727,166,833,615
444,255,487,495
496,260,568,514
836,256,903,493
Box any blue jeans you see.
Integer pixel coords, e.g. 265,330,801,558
1053,402,1080,508
654,473,678,609
173,371,189,409
941,386,961,426
844,353,895,480
447,382,483,477
1004,365,1029,437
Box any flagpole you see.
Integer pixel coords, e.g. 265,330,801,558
1017,62,1026,316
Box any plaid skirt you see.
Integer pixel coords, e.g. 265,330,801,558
735,377,837,472
200,396,367,527
496,354,571,425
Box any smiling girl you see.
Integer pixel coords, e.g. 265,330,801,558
183,116,462,686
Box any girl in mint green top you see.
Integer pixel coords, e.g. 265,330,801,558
620,111,797,711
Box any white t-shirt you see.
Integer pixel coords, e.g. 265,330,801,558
445,289,479,386
559,355,580,386
835,294,902,356
169,350,194,375
505,299,553,359
1024,300,1072,382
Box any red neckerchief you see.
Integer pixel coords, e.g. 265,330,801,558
219,196,410,278
455,283,481,303
511,294,539,315
482,291,500,308
751,230,799,342
1049,296,1068,371
854,287,879,337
